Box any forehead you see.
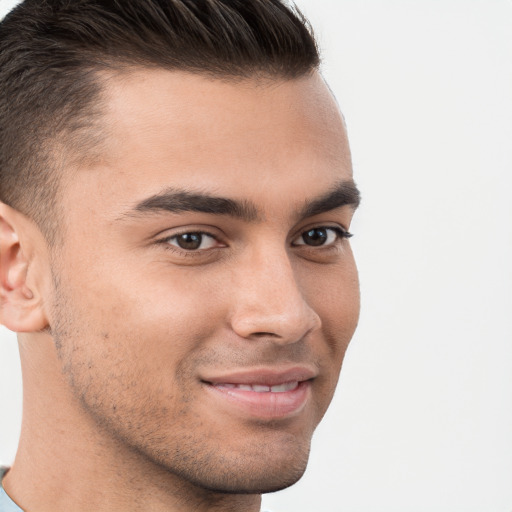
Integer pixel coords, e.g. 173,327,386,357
61,69,353,220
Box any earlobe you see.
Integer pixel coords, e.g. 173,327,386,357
0,203,49,333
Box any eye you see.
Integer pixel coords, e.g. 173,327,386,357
167,232,219,251
292,227,352,247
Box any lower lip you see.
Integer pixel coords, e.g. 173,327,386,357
204,381,311,420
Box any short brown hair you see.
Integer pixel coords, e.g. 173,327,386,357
0,0,319,242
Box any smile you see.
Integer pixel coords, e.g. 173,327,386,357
202,367,316,420
212,381,299,393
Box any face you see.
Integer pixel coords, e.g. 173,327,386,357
48,70,360,494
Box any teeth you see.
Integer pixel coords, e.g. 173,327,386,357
270,382,299,392
252,384,271,392
215,382,299,393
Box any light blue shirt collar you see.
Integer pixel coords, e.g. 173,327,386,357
0,468,23,512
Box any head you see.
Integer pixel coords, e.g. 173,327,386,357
0,0,359,499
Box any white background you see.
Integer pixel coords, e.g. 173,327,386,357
1,0,511,511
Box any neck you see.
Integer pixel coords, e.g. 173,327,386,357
4,333,261,512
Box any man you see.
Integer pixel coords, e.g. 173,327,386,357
0,0,360,511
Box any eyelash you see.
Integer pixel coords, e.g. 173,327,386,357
156,225,353,256
292,226,353,247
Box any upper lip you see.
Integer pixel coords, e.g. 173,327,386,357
201,366,317,386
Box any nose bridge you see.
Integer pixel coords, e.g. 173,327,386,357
230,243,321,343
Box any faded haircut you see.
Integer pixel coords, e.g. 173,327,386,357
0,0,320,243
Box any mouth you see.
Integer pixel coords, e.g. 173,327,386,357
213,381,300,393
201,367,316,420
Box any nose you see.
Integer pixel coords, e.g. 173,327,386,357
229,248,321,344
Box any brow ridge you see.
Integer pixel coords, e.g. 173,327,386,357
299,180,360,218
130,188,260,222
122,180,360,223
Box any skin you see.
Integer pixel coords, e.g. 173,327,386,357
0,69,359,512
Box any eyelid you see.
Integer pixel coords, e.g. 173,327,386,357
151,222,226,239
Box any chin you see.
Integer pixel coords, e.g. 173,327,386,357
193,463,309,495
164,439,312,496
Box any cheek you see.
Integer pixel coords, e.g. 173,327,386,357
61,253,228,351
51,276,207,434
297,257,359,408
300,254,360,346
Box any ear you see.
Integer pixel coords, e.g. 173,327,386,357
0,202,50,332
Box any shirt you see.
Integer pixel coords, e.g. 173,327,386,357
0,468,22,512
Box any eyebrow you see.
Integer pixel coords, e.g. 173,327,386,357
128,189,260,222
122,180,360,222
299,180,360,218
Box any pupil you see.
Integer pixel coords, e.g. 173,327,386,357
304,228,327,246
177,233,202,250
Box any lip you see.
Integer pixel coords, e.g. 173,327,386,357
202,366,317,386
202,366,316,420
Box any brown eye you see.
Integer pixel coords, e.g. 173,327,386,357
176,233,202,250
293,227,352,247
302,228,329,246
168,232,217,251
